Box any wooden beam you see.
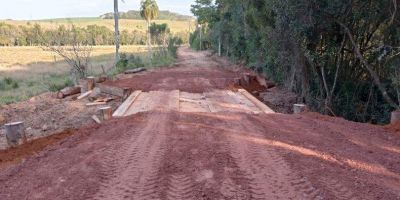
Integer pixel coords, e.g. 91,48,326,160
124,68,146,74
77,90,93,100
113,90,142,117
86,102,107,106
91,115,101,124
99,106,113,120
87,76,96,91
57,87,81,99
97,83,132,100
238,89,275,114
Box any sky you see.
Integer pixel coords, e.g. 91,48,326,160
0,0,195,20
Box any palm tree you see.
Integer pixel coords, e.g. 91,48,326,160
114,0,124,65
140,0,159,53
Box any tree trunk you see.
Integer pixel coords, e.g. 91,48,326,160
147,21,152,59
114,0,120,66
338,22,400,110
218,34,222,56
56,86,81,99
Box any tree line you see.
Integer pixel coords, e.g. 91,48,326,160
191,0,399,124
0,22,187,46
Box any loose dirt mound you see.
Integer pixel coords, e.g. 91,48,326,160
0,129,75,169
0,92,120,150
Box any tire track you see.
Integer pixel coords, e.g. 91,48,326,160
321,178,359,200
90,112,169,200
165,173,196,200
224,115,323,200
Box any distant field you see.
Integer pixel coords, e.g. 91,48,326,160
0,18,193,33
0,45,170,105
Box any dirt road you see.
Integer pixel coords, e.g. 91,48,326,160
1,47,400,199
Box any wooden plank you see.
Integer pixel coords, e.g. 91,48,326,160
91,115,101,124
86,102,107,106
113,90,142,117
77,90,93,100
238,89,275,114
97,83,132,99
124,68,146,74
180,97,202,104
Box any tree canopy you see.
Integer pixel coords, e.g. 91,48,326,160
140,0,159,23
191,0,400,124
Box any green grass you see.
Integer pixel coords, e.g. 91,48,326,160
0,46,176,105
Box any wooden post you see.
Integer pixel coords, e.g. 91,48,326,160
79,79,88,93
5,122,26,147
293,104,307,114
99,107,113,120
87,76,96,91
391,110,400,124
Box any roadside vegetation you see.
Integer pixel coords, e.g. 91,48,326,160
190,0,400,124
0,0,185,105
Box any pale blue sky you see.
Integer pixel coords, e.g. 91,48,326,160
0,0,195,20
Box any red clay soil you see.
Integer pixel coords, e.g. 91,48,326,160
1,47,399,200
0,129,75,169
0,111,399,199
103,48,260,94
385,121,400,134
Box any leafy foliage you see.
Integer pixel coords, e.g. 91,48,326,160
191,0,400,124
101,10,193,21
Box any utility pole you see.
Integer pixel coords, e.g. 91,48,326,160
114,0,120,65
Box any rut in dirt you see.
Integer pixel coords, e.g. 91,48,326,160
86,111,320,200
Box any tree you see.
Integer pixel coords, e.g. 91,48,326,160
191,0,400,123
42,25,93,85
140,0,159,54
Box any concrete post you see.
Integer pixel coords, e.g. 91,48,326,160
5,122,26,147
293,104,307,114
391,110,400,124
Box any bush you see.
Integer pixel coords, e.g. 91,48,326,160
168,36,182,57
0,77,19,91
116,53,146,73
44,75,74,92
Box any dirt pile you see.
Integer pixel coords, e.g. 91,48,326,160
0,129,75,169
0,92,120,150
385,121,400,134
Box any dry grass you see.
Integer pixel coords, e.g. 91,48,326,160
0,45,154,104
0,19,193,33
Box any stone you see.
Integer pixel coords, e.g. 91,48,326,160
42,124,49,131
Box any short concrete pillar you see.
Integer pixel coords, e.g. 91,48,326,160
99,107,113,121
5,122,26,147
87,76,96,91
391,110,400,124
293,104,307,114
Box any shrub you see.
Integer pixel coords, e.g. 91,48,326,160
0,77,19,90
